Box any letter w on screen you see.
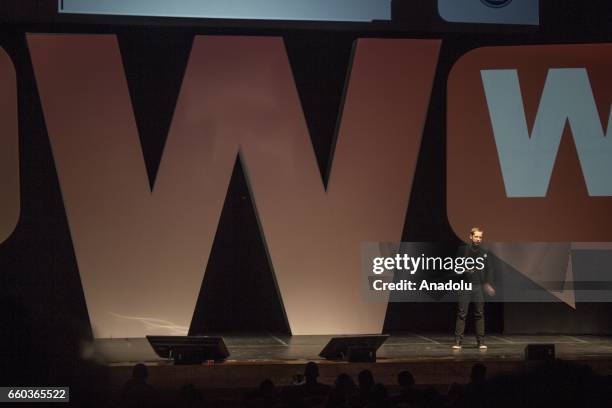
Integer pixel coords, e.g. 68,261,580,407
482,68,612,197
448,44,612,242
28,35,439,337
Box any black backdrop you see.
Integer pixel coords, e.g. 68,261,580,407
1,1,611,350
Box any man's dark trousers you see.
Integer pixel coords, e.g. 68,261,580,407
455,283,484,343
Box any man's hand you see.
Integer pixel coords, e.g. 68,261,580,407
483,283,496,297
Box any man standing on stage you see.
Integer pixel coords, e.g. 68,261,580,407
452,227,495,350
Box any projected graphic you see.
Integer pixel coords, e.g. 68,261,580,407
28,34,439,338
5,34,611,339
447,44,612,308
448,44,612,242
438,0,539,25
58,0,391,22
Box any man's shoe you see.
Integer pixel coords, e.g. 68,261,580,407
478,342,488,350
452,342,462,350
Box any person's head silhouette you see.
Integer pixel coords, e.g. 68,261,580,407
304,361,319,382
335,373,355,394
398,370,415,388
259,379,276,398
470,363,487,383
358,369,375,391
132,363,148,382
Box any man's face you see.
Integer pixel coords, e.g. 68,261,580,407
470,230,483,246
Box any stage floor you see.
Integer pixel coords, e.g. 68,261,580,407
94,334,612,389
94,333,612,365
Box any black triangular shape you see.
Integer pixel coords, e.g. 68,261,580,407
118,30,193,190
189,157,290,334
284,33,355,189
1,34,92,384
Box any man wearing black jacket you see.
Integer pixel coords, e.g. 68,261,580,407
452,227,495,350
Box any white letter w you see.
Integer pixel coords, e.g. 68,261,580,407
481,68,611,197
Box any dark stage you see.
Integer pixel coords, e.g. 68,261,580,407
95,334,612,390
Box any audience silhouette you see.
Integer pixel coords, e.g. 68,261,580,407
119,363,159,408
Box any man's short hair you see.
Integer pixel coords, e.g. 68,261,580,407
470,227,483,236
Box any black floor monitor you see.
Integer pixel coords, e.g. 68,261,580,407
146,336,229,364
525,344,555,361
319,334,389,362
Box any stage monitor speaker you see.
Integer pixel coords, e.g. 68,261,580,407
319,335,389,362
525,344,555,361
146,336,229,364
